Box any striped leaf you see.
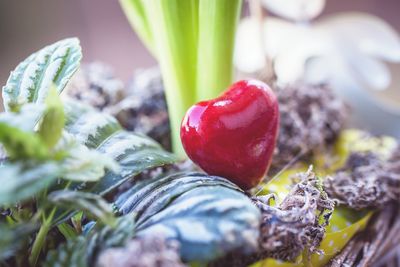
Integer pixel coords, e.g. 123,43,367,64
2,38,82,111
49,190,116,226
64,99,177,195
44,215,135,267
0,162,60,206
115,172,261,262
0,223,37,261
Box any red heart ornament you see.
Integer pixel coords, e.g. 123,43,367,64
180,80,279,190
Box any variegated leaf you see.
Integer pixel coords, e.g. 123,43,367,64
115,172,261,262
49,190,116,226
63,99,177,195
2,38,82,111
0,162,61,206
44,215,135,267
0,223,37,261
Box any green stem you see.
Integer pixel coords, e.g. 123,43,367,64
143,0,199,156
29,208,56,266
196,0,242,100
120,0,243,156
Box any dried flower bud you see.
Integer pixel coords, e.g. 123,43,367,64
65,62,124,109
106,68,171,150
272,83,347,171
253,167,334,261
210,168,334,266
325,148,400,209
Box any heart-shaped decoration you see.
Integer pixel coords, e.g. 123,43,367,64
180,80,279,190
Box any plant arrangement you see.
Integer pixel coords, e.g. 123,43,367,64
1,1,400,267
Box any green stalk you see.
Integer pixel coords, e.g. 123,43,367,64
196,0,242,100
29,208,56,266
120,0,243,156
142,0,199,156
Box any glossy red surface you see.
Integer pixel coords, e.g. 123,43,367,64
180,80,279,190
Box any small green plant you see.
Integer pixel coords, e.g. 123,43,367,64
0,38,260,267
120,0,242,156
0,38,177,266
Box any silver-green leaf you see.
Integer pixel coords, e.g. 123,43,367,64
44,215,135,267
49,190,116,226
115,172,261,262
64,99,177,195
0,162,60,206
56,133,119,182
0,223,37,261
0,103,48,160
2,38,82,111
0,122,49,161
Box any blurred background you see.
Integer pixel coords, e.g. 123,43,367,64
1,0,400,135
0,0,398,84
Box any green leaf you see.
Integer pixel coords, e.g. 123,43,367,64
57,223,78,240
0,162,60,206
196,0,242,100
0,223,37,261
0,122,49,161
115,172,261,262
141,0,200,155
44,215,135,267
121,0,243,155
0,103,45,131
38,85,65,149
64,99,177,195
0,104,49,160
2,38,82,111
44,236,87,267
49,190,116,226
0,87,66,160
56,133,119,182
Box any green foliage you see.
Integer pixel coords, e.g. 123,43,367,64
0,32,263,267
49,190,116,226
64,99,177,195
115,172,261,262
0,123,49,161
2,38,82,111
44,215,135,267
57,223,78,240
43,236,87,267
0,105,48,160
56,133,119,182
0,36,180,266
38,86,65,149
0,38,128,266
196,0,242,100
0,94,117,207
0,162,60,206
0,223,36,261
